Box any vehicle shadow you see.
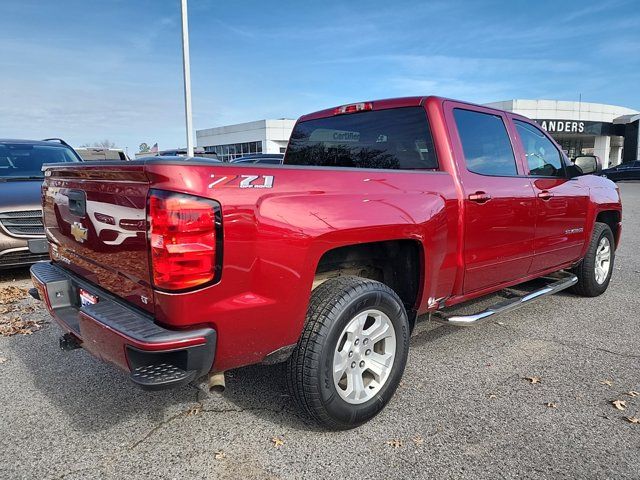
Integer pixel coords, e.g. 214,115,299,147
9,319,319,434
208,363,323,432
408,314,462,348
7,329,199,433
0,266,32,282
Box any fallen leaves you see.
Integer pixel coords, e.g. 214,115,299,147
600,380,614,387
626,417,640,424
385,439,403,449
412,436,424,446
0,357,7,364
626,391,639,398
214,450,226,460
611,400,627,411
524,376,541,384
0,291,45,337
0,286,27,304
187,404,202,416
0,316,45,336
545,402,558,408
271,437,284,448
488,393,498,400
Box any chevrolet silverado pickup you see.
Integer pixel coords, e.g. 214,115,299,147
31,97,622,429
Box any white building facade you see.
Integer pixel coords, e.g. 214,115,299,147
484,99,640,168
196,119,296,162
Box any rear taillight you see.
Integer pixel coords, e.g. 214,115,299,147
148,190,220,291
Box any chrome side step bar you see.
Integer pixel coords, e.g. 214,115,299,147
432,272,578,327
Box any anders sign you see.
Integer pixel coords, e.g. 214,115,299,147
535,119,616,136
538,120,585,134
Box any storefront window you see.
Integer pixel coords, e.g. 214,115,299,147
203,141,263,161
553,136,595,159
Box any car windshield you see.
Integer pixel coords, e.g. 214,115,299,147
0,143,79,179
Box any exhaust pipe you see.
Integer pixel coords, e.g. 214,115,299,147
207,371,226,393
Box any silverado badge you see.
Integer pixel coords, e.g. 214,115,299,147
71,221,88,243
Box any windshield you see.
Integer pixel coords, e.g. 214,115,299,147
284,107,438,170
0,143,80,179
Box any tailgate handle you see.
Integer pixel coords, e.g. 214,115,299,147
67,190,86,217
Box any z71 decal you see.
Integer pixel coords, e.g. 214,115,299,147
208,174,274,189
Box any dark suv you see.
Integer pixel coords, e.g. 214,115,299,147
0,138,81,268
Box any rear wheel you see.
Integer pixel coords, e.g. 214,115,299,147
571,222,615,297
287,276,410,429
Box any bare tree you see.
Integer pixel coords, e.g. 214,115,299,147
79,140,118,148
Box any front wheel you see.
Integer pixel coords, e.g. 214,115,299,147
571,222,615,297
287,276,410,430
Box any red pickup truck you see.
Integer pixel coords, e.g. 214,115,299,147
31,96,621,429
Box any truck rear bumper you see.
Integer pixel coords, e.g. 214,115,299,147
30,262,216,390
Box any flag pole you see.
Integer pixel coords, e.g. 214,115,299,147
180,0,194,157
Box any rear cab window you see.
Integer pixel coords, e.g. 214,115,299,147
284,107,438,170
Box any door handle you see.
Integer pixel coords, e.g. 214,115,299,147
538,191,554,201
468,191,491,203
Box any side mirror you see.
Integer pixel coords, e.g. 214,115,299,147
574,155,602,175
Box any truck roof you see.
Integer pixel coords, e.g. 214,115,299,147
297,95,521,123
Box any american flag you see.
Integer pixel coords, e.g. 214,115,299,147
149,143,158,154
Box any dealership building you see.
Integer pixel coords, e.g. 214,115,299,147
484,99,640,167
196,119,295,162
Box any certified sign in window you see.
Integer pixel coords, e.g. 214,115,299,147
309,129,361,143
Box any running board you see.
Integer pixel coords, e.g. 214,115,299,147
432,272,578,327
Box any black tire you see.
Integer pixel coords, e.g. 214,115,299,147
287,276,410,430
571,222,615,297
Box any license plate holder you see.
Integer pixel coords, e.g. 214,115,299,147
79,288,98,307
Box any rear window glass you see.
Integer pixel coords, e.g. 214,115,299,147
284,107,438,170
453,109,518,176
0,144,80,179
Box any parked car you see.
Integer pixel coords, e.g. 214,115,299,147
75,147,130,161
601,160,640,181
135,148,219,161
156,148,205,156
230,153,284,165
30,97,621,429
0,138,81,269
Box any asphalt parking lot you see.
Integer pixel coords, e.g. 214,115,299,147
1,183,639,480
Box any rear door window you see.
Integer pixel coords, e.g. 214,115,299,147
453,109,518,176
285,107,437,170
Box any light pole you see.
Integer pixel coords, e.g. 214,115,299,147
180,0,194,157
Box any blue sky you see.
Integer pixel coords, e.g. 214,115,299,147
1,0,639,153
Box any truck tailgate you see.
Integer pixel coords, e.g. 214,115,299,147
42,163,154,313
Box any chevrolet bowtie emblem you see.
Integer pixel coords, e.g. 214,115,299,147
71,221,88,243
